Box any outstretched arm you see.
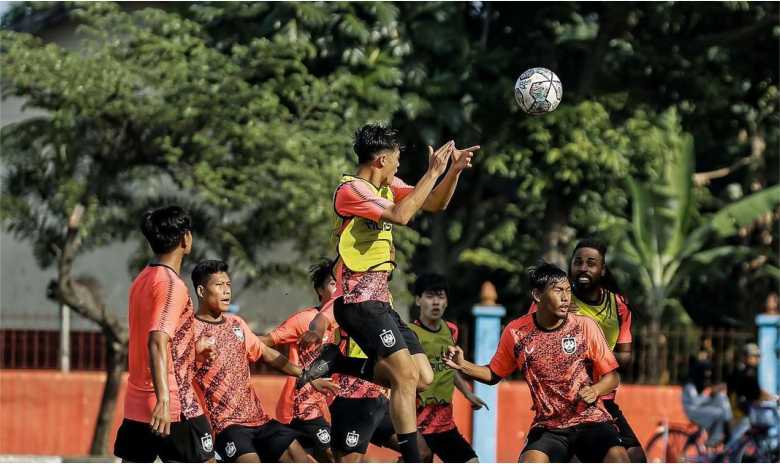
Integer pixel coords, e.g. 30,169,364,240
443,346,502,385
380,142,453,225
422,145,479,212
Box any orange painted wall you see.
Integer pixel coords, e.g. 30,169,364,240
1,371,682,461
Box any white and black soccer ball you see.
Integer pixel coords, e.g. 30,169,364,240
514,67,562,115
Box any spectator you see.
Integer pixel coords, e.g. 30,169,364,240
762,292,779,315
682,360,733,446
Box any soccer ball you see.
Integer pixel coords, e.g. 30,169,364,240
514,67,562,115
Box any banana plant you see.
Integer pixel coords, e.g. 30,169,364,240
615,134,780,332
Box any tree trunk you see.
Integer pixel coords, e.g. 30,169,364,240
56,205,129,455
89,330,127,455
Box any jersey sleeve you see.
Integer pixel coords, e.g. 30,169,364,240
488,324,519,378
390,177,414,202
447,321,459,344
334,180,393,223
237,317,265,362
583,318,619,378
615,295,633,345
149,278,189,339
269,310,309,346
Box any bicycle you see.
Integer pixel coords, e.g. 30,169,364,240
645,403,779,463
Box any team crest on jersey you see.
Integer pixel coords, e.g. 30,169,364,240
561,336,577,354
225,441,236,458
232,325,244,341
201,433,214,453
379,329,396,348
316,428,331,444
346,430,360,448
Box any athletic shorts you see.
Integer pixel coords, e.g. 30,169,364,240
114,414,215,462
603,399,642,449
215,420,301,463
522,421,624,462
290,416,332,453
330,395,395,454
333,297,424,361
423,427,478,462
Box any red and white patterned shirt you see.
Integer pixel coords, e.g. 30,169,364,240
193,314,271,434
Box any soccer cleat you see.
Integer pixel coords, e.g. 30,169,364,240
296,343,340,388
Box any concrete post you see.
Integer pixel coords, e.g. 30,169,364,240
60,304,70,373
755,314,780,395
470,282,505,462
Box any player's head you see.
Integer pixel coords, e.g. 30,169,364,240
528,262,570,318
569,238,607,292
191,260,231,312
353,123,401,185
689,359,714,392
141,206,192,256
309,258,336,302
742,343,761,367
414,273,449,322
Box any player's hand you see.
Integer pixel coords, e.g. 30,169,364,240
467,393,489,411
452,145,479,172
428,141,454,177
311,377,340,395
195,336,217,363
442,345,465,370
578,385,599,404
150,399,171,437
299,330,322,350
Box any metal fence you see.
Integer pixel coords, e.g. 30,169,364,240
623,326,755,385
0,326,754,384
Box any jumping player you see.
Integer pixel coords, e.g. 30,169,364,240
114,206,216,462
409,273,484,463
190,260,337,463
444,263,629,463
300,124,478,462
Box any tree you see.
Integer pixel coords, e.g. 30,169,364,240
386,2,778,324
1,1,405,453
613,134,780,382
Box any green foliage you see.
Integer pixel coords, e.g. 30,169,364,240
1,2,406,287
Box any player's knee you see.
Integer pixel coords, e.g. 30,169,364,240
604,446,630,463
389,358,418,390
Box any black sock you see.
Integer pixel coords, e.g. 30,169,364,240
397,432,420,462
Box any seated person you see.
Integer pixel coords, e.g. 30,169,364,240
682,359,732,447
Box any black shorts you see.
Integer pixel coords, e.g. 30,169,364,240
330,395,395,454
114,414,215,462
215,420,301,463
290,417,332,453
523,422,624,462
423,427,477,462
333,297,424,361
603,399,642,449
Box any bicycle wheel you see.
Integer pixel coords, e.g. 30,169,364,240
646,428,703,463
732,435,772,463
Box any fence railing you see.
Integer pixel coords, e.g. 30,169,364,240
1,326,755,384
623,326,755,385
